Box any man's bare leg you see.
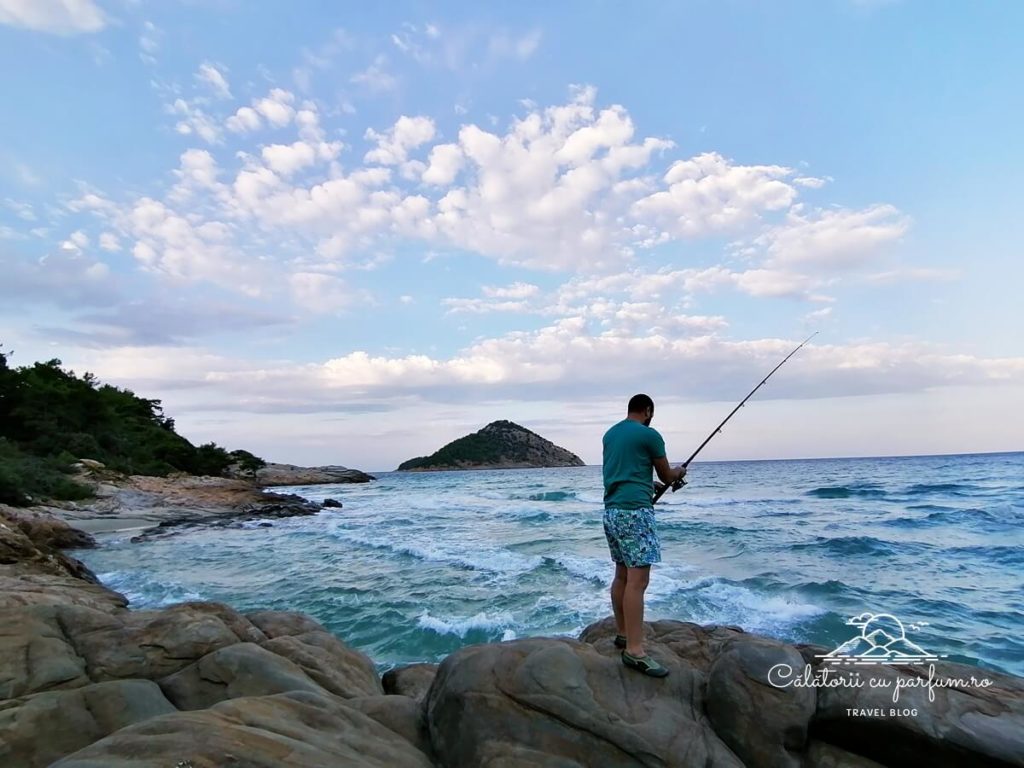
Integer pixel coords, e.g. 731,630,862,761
610,562,627,635
623,565,651,657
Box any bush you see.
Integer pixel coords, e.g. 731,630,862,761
0,347,265,503
0,439,92,506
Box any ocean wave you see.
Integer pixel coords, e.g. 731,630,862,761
417,610,517,640
883,506,1022,529
791,535,908,557
655,578,825,635
520,491,576,502
328,528,543,576
98,570,204,608
947,544,1022,566
905,482,980,495
806,485,888,499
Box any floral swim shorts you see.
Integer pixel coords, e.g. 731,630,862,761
603,506,661,567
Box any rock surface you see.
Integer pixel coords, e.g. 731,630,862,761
3,497,1023,767
255,463,376,486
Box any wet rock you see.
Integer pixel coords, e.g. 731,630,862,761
383,663,438,703
53,690,434,767
159,642,326,710
426,636,743,767
0,679,176,767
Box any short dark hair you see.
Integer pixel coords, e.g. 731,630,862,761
627,393,654,414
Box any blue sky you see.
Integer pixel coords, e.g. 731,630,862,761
1,0,1021,470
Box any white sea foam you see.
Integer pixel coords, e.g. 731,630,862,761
329,527,542,577
417,610,517,638
98,570,204,608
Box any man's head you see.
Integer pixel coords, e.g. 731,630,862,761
627,393,655,426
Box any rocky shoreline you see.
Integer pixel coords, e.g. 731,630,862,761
1,473,1022,767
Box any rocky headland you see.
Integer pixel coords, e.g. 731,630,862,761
398,420,586,472
1,471,1022,767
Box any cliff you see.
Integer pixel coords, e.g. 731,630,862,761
397,420,585,471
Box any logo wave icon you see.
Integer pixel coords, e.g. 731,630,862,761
818,612,944,666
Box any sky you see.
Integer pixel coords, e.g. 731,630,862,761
1,0,1022,472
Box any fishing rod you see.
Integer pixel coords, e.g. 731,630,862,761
653,332,818,504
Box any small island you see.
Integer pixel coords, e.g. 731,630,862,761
397,420,585,471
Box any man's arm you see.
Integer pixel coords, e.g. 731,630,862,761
653,456,686,487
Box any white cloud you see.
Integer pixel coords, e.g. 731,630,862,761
351,56,398,92
803,306,833,323
364,116,436,165
139,20,159,65
862,267,960,284
422,143,464,186
631,152,797,237
425,88,675,269
0,0,105,35
3,198,35,221
255,88,295,128
98,232,121,251
483,282,540,300
60,229,89,252
170,99,222,144
262,142,318,177
488,29,542,60
226,106,262,133
794,176,829,189
754,204,909,270
225,89,296,134
289,272,356,310
64,330,1024,418
196,62,232,100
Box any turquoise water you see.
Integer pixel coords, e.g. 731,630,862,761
76,452,1024,676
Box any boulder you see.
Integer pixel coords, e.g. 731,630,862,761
64,601,268,681
0,510,100,584
0,679,177,767
803,741,887,767
0,604,89,699
322,498,343,508
262,631,384,699
246,609,383,698
705,635,816,768
256,463,376,486
383,663,438,703
159,642,327,710
810,657,1024,767
0,506,96,550
0,566,128,611
247,609,328,638
348,694,433,757
426,637,743,768
53,690,434,767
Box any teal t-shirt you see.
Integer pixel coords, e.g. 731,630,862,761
602,419,666,509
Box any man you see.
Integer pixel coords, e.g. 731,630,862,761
602,393,686,677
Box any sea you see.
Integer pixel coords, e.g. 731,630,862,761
75,452,1024,677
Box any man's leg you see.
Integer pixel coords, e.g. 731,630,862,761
610,562,627,635
623,565,651,657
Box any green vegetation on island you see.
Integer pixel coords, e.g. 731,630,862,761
398,420,585,471
0,345,265,506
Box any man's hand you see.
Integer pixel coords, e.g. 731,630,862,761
670,465,687,492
